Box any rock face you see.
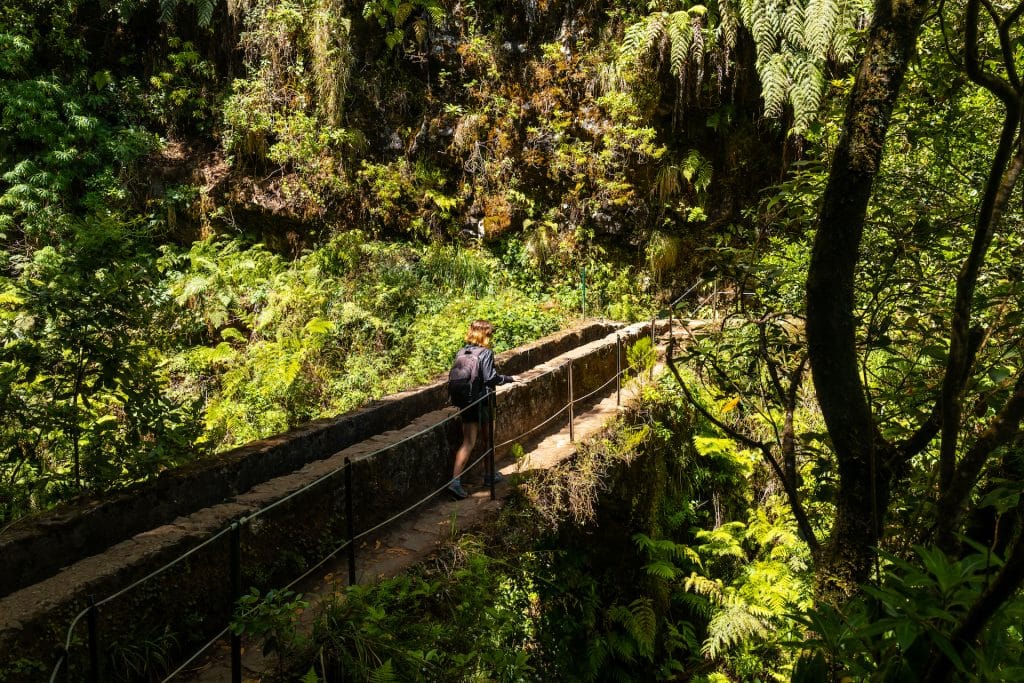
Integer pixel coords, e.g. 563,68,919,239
0,320,656,680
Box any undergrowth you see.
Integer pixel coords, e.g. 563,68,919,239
239,377,814,682
159,233,578,451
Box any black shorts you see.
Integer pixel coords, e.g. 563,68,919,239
460,397,492,424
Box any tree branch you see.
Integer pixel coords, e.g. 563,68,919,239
938,130,1024,494
934,371,1024,546
806,0,931,587
996,1,1024,89
966,0,1019,106
666,344,820,553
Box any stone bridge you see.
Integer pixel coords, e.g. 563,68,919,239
0,320,666,680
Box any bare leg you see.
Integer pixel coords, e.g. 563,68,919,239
453,420,479,480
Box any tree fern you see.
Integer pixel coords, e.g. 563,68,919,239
790,56,824,131
761,52,789,119
195,0,216,27
805,0,839,56
782,1,806,50
156,0,218,27
668,13,694,79
622,0,870,134
159,0,177,24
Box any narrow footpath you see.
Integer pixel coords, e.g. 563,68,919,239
181,373,638,682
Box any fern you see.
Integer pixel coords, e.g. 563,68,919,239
159,0,177,24
690,14,705,84
393,2,413,26
717,0,739,49
805,0,838,55
684,573,726,605
425,5,444,23
369,659,397,683
156,0,217,27
626,598,658,659
782,2,806,49
584,637,608,677
668,13,693,79
620,0,869,134
195,0,216,27
790,56,824,131
623,7,719,95
681,149,712,193
647,12,669,53
750,0,778,63
761,52,789,119
412,18,428,48
645,560,681,580
702,602,771,658
621,19,651,62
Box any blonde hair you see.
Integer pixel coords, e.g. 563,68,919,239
465,319,495,347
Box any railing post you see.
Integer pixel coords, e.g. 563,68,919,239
345,457,357,586
86,596,99,683
568,361,575,442
230,520,242,683
488,391,496,500
616,333,621,406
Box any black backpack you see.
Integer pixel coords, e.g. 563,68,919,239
448,346,485,408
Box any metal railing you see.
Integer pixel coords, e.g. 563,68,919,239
47,332,640,683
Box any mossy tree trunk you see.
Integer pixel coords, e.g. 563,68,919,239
805,0,932,596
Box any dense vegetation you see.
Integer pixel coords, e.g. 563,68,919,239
234,378,814,681
3,0,1024,679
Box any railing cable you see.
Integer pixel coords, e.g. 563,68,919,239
53,329,649,680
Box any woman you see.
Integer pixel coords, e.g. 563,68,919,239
448,320,515,499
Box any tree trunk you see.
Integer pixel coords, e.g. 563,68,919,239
805,0,931,595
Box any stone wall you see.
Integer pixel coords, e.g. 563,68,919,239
0,321,620,599
0,321,656,681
